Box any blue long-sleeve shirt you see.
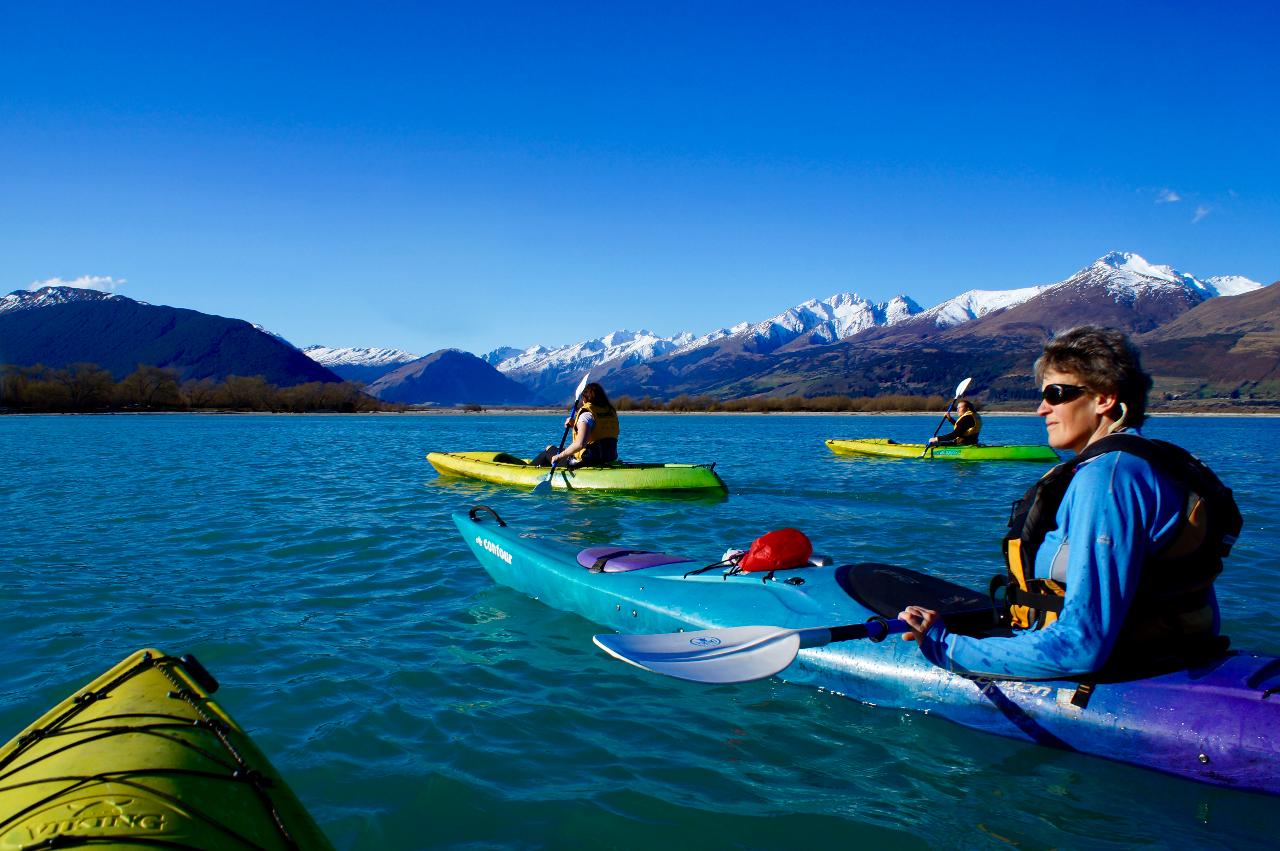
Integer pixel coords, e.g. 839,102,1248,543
917,441,1204,679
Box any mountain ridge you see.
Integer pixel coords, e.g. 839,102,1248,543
490,252,1266,401
302,345,423,384
0,287,341,386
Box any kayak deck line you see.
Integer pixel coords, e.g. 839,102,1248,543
0,649,334,850
455,506,1280,796
826,438,1060,462
428,450,728,492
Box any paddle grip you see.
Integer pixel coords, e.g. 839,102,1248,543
827,618,909,644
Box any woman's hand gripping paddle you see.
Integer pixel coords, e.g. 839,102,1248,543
920,376,973,458
533,371,592,495
592,618,909,684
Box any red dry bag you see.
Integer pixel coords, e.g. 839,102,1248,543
737,528,813,572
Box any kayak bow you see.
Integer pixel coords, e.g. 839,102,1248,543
0,649,333,850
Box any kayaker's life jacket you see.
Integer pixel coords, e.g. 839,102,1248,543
571,400,619,462
952,410,981,445
997,432,1241,663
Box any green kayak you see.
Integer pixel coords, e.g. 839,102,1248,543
427,451,727,492
826,438,1059,462
0,649,332,850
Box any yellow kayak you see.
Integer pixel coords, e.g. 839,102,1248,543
428,451,727,492
0,649,333,850
826,438,1059,462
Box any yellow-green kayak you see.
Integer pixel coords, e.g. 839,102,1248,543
826,438,1059,462
428,451,727,492
0,649,332,850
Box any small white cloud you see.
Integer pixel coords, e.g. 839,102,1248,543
27,275,126,293
1192,205,1211,223
1156,188,1181,204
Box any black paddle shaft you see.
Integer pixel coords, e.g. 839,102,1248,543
556,389,588,452
557,407,577,452
929,399,956,439
827,618,892,644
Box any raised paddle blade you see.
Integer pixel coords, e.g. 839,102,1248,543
573,370,591,400
953,376,972,399
593,625,804,684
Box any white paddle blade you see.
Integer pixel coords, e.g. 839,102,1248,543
573,371,591,400
954,376,972,399
593,625,802,684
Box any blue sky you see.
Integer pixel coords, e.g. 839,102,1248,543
2,2,1277,355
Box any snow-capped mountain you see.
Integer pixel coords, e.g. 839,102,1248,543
484,293,924,399
481,346,523,366
742,292,921,352
303,345,423,369
894,252,1263,335
302,345,424,384
488,329,699,398
915,285,1049,328
485,251,1268,401
1075,251,1262,300
490,293,923,385
673,293,921,354
0,285,138,315
1204,275,1264,297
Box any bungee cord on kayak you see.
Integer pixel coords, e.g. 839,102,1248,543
0,651,333,849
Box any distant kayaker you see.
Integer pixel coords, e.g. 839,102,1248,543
532,382,620,468
899,326,1239,679
927,399,982,446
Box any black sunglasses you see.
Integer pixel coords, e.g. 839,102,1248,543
1040,383,1090,405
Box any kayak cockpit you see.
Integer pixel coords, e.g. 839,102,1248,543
577,546,693,573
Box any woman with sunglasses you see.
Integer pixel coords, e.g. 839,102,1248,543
897,326,1237,679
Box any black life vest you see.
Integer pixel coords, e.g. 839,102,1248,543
950,410,982,445
998,432,1241,664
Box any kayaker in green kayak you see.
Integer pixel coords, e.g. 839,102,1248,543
899,326,1240,679
926,398,982,447
532,382,621,468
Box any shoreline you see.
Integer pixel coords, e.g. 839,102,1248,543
5,408,1280,418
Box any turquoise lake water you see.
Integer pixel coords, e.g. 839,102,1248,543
2,412,1277,849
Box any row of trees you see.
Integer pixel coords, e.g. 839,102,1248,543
0,364,398,413
614,393,951,413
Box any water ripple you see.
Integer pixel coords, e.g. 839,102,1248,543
1,412,1275,848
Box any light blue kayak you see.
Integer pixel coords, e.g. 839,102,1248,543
455,505,1280,796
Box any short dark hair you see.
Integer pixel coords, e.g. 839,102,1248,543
1035,326,1152,426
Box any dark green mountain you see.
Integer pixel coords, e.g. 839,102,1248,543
0,287,340,386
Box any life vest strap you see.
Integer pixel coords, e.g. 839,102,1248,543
1005,585,1066,612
